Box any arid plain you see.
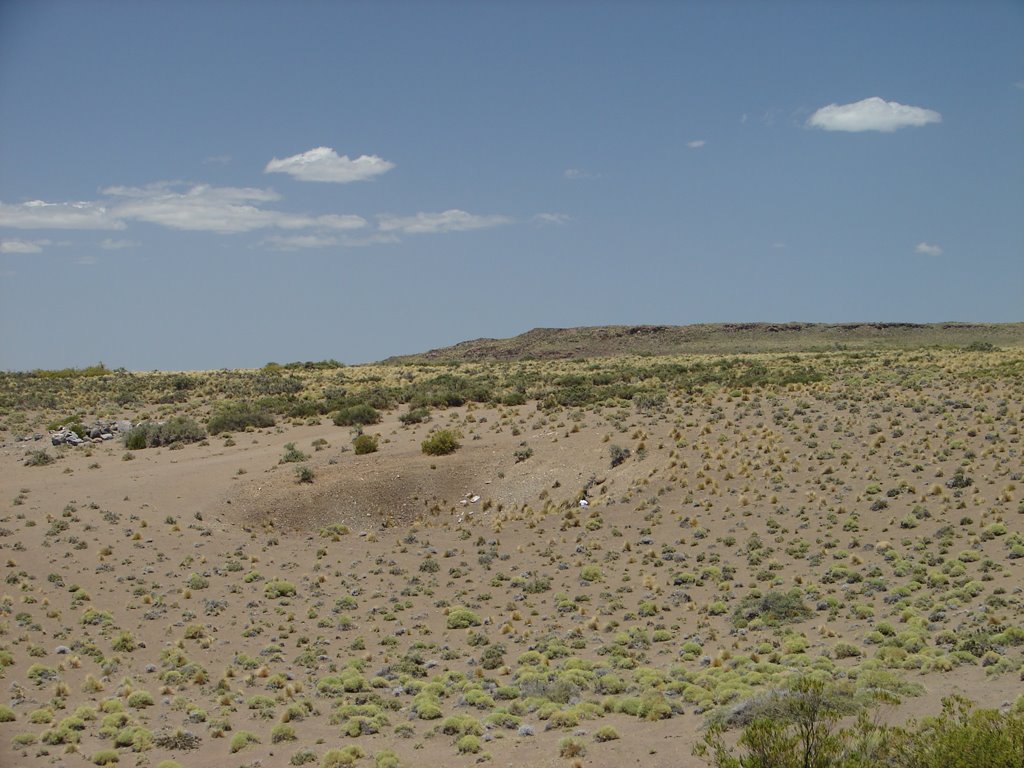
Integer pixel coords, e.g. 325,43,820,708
1,329,1022,767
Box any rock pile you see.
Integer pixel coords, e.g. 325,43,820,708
50,419,131,447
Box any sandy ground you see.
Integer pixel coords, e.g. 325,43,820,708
0,373,1021,767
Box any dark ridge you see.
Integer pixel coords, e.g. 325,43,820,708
384,322,1024,363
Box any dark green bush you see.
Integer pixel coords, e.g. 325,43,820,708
332,403,381,426
207,403,275,434
732,590,812,627
399,407,430,425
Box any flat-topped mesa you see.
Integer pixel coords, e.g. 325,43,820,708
384,322,1024,363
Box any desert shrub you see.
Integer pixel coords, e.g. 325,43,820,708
207,403,274,434
609,444,631,468
0,705,16,722
295,465,315,483
281,442,309,463
559,736,586,757
353,434,379,455
24,450,55,466
230,730,259,753
124,416,206,449
374,749,401,768
733,590,812,627
422,429,461,456
91,750,120,765
513,446,534,463
265,579,297,598
272,723,297,743
447,607,482,629
399,407,430,425
594,725,620,742
456,734,482,754
893,696,1024,768
333,403,381,426
320,746,364,767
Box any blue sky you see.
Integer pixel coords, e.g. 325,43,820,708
1,1,1022,371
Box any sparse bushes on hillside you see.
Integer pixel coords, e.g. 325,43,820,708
422,429,461,456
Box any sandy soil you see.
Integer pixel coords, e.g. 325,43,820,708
0,370,1021,767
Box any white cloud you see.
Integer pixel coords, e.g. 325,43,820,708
687,139,706,149
807,97,941,132
378,209,511,235
104,183,367,234
0,200,124,230
100,238,138,250
533,212,571,225
564,168,599,180
914,242,943,256
0,238,51,253
265,147,395,183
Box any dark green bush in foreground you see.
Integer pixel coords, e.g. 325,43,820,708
124,416,206,449
696,678,1024,768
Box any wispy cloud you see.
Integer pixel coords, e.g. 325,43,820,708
807,97,941,132
0,200,124,230
564,168,599,180
914,242,943,256
378,209,511,235
686,139,706,149
265,147,395,183
262,232,400,250
104,183,368,234
203,154,232,165
99,238,138,250
533,212,571,225
76,255,97,266
0,238,51,253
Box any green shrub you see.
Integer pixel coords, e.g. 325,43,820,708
353,434,379,455
733,590,812,627
399,407,430,425
422,429,461,456
446,607,482,629
320,746,364,767
0,705,16,722
594,725,620,742
265,579,297,599
229,730,259,753
281,442,309,463
207,403,275,434
456,734,482,754
124,416,206,449
295,465,315,483
91,749,120,766
333,404,381,426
